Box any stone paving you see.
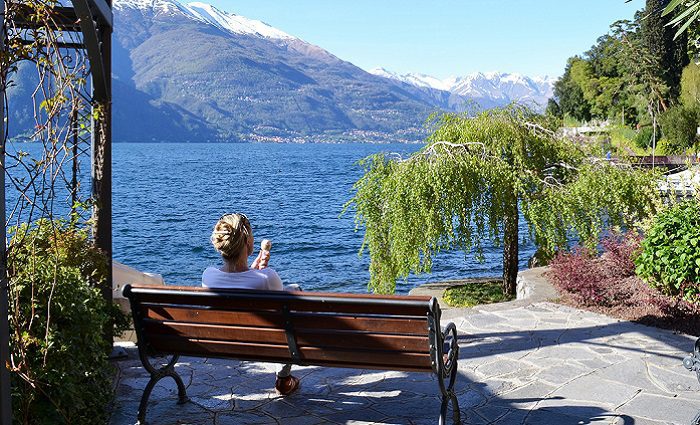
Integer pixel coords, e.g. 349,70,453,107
110,302,700,425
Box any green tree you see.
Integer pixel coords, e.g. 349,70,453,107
570,57,627,119
643,0,690,102
552,58,592,122
659,104,700,152
552,16,666,126
545,98,562,118
552,4,695,128
681,62,700,107
348,107,660,295
613,16,671,135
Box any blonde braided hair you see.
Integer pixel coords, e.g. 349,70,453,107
211,213,251,261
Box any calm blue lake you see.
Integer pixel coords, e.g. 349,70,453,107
9,142,536,294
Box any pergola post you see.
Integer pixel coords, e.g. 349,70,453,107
0,0,11,420
73,0,113,339
91,11,113,323
0,0,113,418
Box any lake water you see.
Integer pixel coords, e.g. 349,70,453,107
10,142,536,294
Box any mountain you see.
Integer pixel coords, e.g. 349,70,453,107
6,0,555,142
110,0,441,142
369,68,554,112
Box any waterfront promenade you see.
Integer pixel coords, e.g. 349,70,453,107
110,297,700,424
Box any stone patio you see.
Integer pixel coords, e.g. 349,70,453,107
110,301,700,425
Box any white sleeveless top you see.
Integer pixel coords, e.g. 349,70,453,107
201,266,284,291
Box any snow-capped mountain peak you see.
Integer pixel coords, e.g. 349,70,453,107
114,0,297,41
369,68,452,91
184,2,296,40
369,68,554,111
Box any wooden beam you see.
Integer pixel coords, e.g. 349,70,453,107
18,38,86,50
91,21,112,345
0,0,11,422
11,4,81,32
71,0,108,101
85,0,112,28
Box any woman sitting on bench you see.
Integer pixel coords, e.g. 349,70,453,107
202,213,300,396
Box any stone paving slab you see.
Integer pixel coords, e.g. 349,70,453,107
110,302,700,424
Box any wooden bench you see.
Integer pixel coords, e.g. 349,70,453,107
122,284,461,424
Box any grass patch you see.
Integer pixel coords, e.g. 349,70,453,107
442,281,514,308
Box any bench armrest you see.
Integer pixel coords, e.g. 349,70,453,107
684,337,700,384
441,322,459,379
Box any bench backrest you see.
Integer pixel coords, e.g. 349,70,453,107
123,284,441,372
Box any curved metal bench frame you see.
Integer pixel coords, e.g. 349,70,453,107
124,285,462,425
684,339,700,425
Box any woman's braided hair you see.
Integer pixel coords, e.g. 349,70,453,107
211,213,251,261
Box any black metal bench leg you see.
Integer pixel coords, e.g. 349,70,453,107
450,392,461,424
168,370,190,404
136,354,189,424
438,392,461,425
431,316,462,425
440,395,448,425
137,376,159,425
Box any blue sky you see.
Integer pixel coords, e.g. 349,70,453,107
205,0,645,79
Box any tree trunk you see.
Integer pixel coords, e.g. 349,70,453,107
502,200,519,297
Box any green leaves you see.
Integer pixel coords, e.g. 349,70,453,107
662,0,700,40
8,219,129,424
635,200,700,300
524,161,661,255
349,107,658,294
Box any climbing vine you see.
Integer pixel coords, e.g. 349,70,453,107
2,0,95,225
348,107,661,294
1,1,124,423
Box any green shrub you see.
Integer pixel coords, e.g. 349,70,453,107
654,138,671,155
608,125,642,154
9,220,128,424
658,106,700,154
681,62,700,108
635,201,700,301
634,126,661,150
545,98,563,119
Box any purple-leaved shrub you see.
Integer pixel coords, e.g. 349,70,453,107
548,232,700,335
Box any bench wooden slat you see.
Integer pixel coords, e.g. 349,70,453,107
131,288,430,316
147,335,433,371
296,331,429,353
142,320,288,344
143,306,285,328
293,360,430,373
132,284,431,302
148,334,289,361
143,320,430,352
300,346,432,370
143,305,429,335
293,314,429,335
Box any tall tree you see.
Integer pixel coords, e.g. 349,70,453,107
643,0,690,102
348,107,660,295
680,62,700,107
552,58,592,122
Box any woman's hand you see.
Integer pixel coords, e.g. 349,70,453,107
251,250,270,270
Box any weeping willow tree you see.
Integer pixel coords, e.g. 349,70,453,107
349,107,661,295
